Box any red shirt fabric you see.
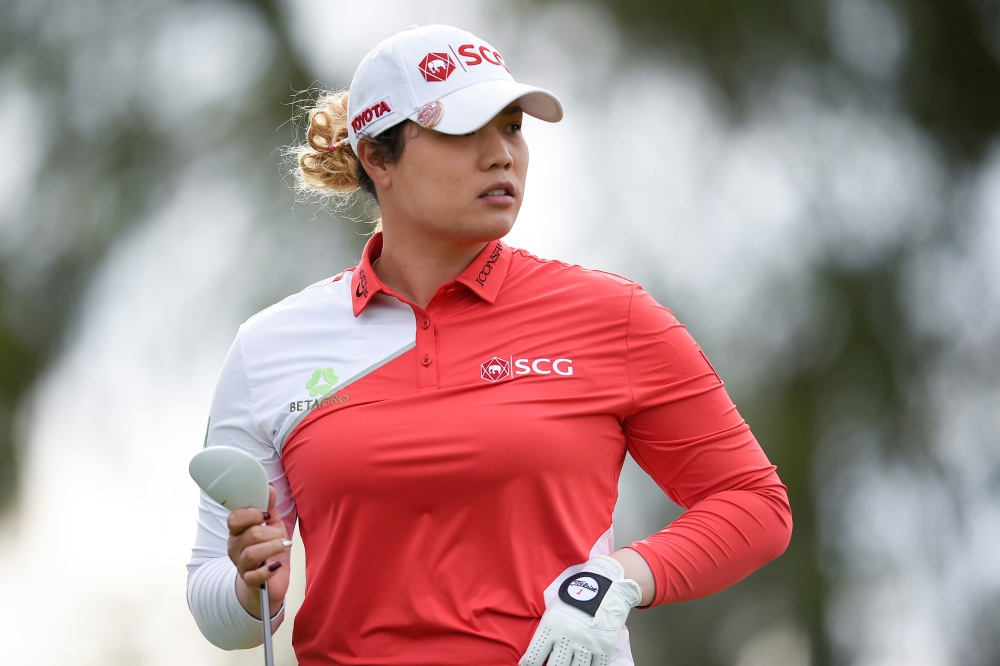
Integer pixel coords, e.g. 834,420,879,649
274,234,791,664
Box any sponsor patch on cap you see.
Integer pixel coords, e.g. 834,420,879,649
416,101,444,128
351,96,394,134
418,52,456,82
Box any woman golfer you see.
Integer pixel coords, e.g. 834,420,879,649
187,24,792,666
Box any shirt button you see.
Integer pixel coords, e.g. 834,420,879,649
446,287,456,294
421,355,432,366
421,318,430,329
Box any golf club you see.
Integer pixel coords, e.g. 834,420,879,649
190,446,275,666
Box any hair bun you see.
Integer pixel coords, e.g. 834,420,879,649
296,91,362,193
288,88,411,216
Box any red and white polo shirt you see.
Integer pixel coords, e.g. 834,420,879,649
187,233,792,665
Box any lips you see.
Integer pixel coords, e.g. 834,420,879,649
479,182,515,198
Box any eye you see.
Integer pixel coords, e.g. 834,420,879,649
506,122,522,134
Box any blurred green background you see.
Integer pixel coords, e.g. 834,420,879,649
1,1,999,664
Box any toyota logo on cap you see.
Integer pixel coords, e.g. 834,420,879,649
418,52,455,82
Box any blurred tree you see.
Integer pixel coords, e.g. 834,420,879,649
526,0,1000,663
0,0,320,509
1,0,997,664
555,0,1000,159
621,262,927,665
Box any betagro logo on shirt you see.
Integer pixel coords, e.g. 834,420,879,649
291,367,349,413
307,367,338,396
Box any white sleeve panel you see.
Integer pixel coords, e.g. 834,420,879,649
186,556,286,650
187,274,415,650
187,332,296,648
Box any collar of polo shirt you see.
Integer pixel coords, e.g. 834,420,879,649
351,232,513,316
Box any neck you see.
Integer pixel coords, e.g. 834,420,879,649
372,224,488,309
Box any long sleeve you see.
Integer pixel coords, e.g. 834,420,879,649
621,286,792,607
186,332,297,649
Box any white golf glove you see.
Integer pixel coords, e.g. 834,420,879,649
519,555,642,666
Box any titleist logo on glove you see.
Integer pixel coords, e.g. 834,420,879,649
520,555,643,666
558,572,612,616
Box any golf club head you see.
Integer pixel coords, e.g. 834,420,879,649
189,445,269,512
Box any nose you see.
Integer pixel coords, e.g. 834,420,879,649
476,125,513,172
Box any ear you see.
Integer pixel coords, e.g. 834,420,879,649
357,140,392,190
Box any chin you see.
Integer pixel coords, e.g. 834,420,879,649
421,211,517,244
464,213,517,242
473,221,516,243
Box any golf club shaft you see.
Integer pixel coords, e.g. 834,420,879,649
261,581,275,666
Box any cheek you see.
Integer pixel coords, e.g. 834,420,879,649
403,145,465,185
393,163,476,225
512,142,529,180
397,162,457,201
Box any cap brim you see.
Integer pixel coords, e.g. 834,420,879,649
408,79,563,135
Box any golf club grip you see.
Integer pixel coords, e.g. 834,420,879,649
261,581,275,666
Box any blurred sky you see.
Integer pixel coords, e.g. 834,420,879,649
1,1,999,665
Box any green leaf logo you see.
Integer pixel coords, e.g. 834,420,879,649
306,367,338,397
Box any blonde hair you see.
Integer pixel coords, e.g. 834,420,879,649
289,89,411,218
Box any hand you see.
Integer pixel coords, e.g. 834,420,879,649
519,555,642,666
227,484,291,619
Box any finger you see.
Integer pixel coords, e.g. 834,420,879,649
228,526,286,562
227,525,286,573
262,487,289,537
570,647,593,666
239,538,291,572
242,560,284,588
519,625,554,666
235,524,286,548
227,507,269,536
548,636,574,666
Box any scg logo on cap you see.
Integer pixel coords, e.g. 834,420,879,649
419,52,456,82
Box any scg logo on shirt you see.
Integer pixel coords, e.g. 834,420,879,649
515,358,573,376
480,356,573,381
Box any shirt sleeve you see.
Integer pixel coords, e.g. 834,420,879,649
621,285,792,607
186,331,297,649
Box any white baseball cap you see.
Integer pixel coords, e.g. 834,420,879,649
345,24,563,153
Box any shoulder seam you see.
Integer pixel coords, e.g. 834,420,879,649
510,247,576,272
625,284,636,416
330,267,353,283
236,333,274,454
510,248,637,285
243,268,356,327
